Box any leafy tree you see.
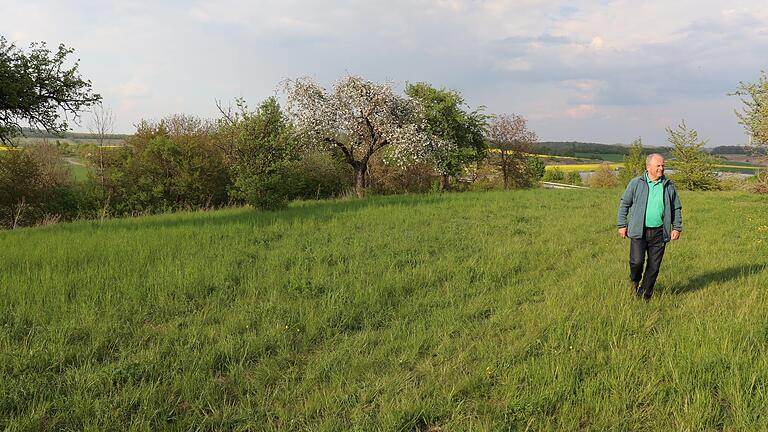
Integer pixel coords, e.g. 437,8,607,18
733,71,768,150
0,149,42,228
667,120,718,191
732,71,768,191
219,97,297,209
0,143,75,228
487,114,539,189
94,115,231,215
526,156,546,182
87,104,115,188
404,82,487,190
587,163,619,188
284,75,440,197
0,36,101,144
619,138,646,184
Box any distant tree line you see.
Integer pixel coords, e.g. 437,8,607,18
18,127,130,141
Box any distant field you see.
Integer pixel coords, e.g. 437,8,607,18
16,137,126,146
2,190,768,430
546,163,623,172
547,162,761,175
575,152,626,162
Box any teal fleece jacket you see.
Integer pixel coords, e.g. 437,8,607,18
617,174,683,243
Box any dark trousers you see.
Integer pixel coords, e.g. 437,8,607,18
630,227,666,298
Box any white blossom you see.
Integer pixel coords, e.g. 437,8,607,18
284,75,452,195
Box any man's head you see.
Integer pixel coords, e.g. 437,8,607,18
645,153,664,181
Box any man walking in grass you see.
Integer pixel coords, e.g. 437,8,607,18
617,153,682,300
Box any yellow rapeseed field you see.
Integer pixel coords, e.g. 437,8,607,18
545,163,623,172
545,163,761,173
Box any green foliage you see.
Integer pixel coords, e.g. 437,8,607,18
733,72,768,192
405,82,487,186
368,156,437,195
526,156,545,181
667,121,719,191
587,163,620,188
0,149,42,227
2,190,768,429
565,171,583,186
225,97,297,210
536,141,670,157
710,145,751,155
281,152,354,200
733,71,768,148
0,144,88,228
542,167,565,182
95,115,231,215
619,138,646,184
0,36,101,144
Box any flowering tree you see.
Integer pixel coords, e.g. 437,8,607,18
285,75,438,197
487,114,538,189
733,71,768,191
733,71,768,150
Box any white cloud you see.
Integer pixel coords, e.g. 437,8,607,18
0,0,764,144
117,79,149,98
566,104,597,119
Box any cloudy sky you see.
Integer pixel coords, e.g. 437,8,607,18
2,0,766,145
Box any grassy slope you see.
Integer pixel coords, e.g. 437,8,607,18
1,190,768,431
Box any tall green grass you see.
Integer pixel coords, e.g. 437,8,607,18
1,189,767,430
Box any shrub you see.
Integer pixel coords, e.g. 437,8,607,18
466,160,503,191
565,171,583,186
0,144,90,228
91,115,231,215
282,152,353,200
667,121,719,191
752,169,768,194
526,157,546,182
0,149,43,228
367,156,437,195
587,163,619,188
542,167,565,182
718,174,752,192
619,138,645,184
221,98,297,210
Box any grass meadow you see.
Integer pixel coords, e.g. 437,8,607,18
1,189,768,431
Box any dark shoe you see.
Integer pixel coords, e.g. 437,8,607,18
629,280,640,296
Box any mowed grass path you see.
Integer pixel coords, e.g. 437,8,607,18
2,189,768,431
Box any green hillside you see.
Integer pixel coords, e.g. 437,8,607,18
2,190,767,430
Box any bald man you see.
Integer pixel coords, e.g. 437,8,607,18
617,154,682,300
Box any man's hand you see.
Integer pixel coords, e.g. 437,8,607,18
618,227,627,238
671,230,680,241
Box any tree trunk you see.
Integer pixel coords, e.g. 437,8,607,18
440,174,451,191
354,166,367,198
12,196,26,229
501,151,510,190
